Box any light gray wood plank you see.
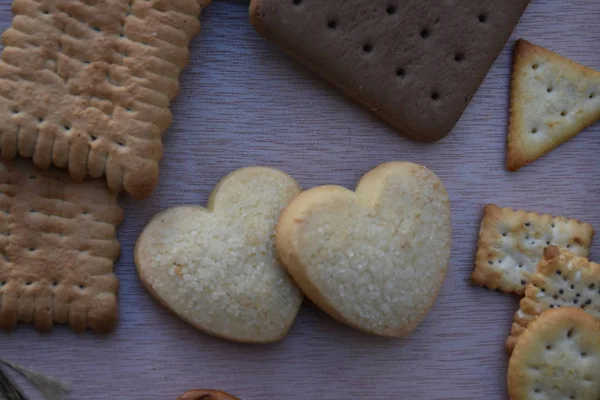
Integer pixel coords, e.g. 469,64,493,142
0,0,599,399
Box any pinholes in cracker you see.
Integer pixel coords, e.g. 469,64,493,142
471,204,593,295
250,0,531,142
134,167,303,343
275,162,451,337
0,158,123,333
506,39,600,171
0,0,211,199
506,246,600,352
508,307,600,400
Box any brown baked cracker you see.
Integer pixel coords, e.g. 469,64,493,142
0,158,123,333
506,39,600,171
0,0,211,199
249,0,531,142
471,204,593,295
506,246,600,353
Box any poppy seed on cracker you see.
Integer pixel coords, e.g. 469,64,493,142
506,246,600,353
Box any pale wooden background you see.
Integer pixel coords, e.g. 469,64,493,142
1,1,599,399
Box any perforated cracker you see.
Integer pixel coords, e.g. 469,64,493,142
506,39,600,171
250,0,531,142
471,204,594,295
0,0,210,199
507,307,600,400
0,158,123,333
506,246,600,352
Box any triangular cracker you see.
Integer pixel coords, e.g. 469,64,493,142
506,39,600,171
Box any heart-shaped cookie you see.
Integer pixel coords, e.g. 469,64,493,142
135,167,303,343
276,162,451,337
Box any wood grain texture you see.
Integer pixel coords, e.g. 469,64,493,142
0,0,599,399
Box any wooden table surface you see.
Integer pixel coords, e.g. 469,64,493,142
1,1,599,399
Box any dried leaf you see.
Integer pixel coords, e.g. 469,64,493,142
0,364,27,400
0,360,70,400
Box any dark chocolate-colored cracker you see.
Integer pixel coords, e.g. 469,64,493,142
250,0,531,142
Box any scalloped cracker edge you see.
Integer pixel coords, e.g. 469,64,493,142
471,204,594,295
507,307,600,400
506,246,600,353
0,158,123,333
506,39,600,171
0,0,211,199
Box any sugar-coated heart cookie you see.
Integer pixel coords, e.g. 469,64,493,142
276,162,451,337
135,167,303,343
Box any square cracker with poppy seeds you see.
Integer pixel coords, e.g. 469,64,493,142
471,204,594,295
506,246,600,352
0,158,123,333
0,0,210,199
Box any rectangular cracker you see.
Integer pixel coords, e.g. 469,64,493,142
471,204,594,295
506,246,600,352
0,0,210,199
0,158,123,333
250,0,531,142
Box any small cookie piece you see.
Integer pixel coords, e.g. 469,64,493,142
134,167,303,343
0,158,123,333
250,0,531,142
508,307,600,400
471,204,593,295
506,246,600,352
506,39,600,171
0,0,211,199
276,162,451,337
178,390,240,400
